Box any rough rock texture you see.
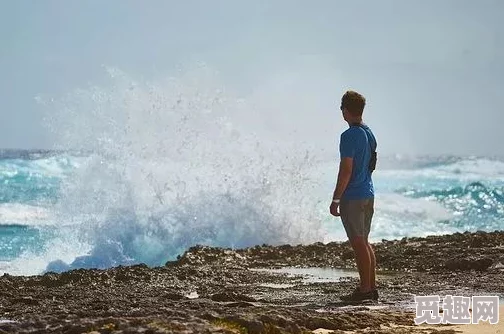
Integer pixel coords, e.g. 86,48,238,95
0,231,503,333
172,230,504,272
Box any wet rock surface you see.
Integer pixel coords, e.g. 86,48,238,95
0,231,503,333
174,230,504,272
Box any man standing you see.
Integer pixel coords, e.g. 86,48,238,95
330,90,378,301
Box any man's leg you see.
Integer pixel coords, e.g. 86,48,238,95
367,242,376,289
365,198,376,290
349,236,372,292
340,200,374,299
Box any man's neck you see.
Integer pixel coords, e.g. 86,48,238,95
347,118,363,126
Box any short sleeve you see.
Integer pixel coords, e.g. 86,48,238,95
340,131,355,159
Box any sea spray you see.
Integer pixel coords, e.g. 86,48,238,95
1,68,503,275
39,66,326,271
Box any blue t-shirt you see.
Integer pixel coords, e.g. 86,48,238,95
339,124,376,200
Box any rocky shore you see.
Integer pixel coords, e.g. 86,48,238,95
1,230,503,333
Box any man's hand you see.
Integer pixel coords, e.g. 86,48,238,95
329,201,340,217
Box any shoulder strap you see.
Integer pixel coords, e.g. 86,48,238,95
352,124,378,173
352,123,377,152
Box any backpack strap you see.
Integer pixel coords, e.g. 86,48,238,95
351,123,377,151
351,123,377,172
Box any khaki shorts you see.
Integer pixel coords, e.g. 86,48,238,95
340,198,374,239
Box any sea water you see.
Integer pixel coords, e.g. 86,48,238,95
1,69,503,276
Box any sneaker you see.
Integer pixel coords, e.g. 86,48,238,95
340,288,375,302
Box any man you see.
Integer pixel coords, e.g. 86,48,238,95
330,90,378,301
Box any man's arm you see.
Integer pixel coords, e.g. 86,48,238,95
330,131,354,216
332,157,353,200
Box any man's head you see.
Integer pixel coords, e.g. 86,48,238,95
340,90,366,122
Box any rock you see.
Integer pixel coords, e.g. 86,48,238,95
164,260,178,267
61,324,88,334
162,292,186,300
243,320,264,334
0,324,15,333
341,249,354,260
1,230,503,334
223,301,255,308
285,323,303,334
226,316,265,334
445,257,493,271
210,292,256,302
491,261,504,269
199,312,220,321
305,317,338,330
14,296,39,306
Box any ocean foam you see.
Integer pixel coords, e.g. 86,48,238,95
34,67,325,273
1,67,502,275
0,204,51,226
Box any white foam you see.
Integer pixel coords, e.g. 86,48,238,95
379,157,504,183
3,66,496,275
30,155,83,178
0,234,91,276
29,66,327,273
320,191,456,243
369,193,456,241
0,204,51,226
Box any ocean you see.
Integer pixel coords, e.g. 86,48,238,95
0,70,502,276
1,149,503,276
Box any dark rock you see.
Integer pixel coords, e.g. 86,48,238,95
0,324,15,332
223,301,255,308
305,316,338,330
199,312,220,321
61,324,88,334
341,249,354,260
14,296,39,306
226,316,265,334
445,257,493,271
0,230,503,334
210,292,256,302
162,292,186,300
285,323,302,334
165,260,178,267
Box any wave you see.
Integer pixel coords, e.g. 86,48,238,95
0,155,81,205
379,157,504,181
0,204,51,226
397,181,504,230
2,153,504,275
25,67,325,273
0,149,64,160
377,154,504,171
1,67,502,275
370,193,455,241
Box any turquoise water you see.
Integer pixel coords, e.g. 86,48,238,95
0,225,50,261
1,151,503,275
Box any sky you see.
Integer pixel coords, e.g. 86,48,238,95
0,0,503,156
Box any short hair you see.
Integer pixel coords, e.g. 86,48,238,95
341,90,366,116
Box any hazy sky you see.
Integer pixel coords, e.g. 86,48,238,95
1,0,503,156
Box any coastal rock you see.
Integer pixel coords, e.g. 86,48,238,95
225,315,265,334
445,257,493,271
165,230,504,272
1,231,503,333
211,292,257,302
